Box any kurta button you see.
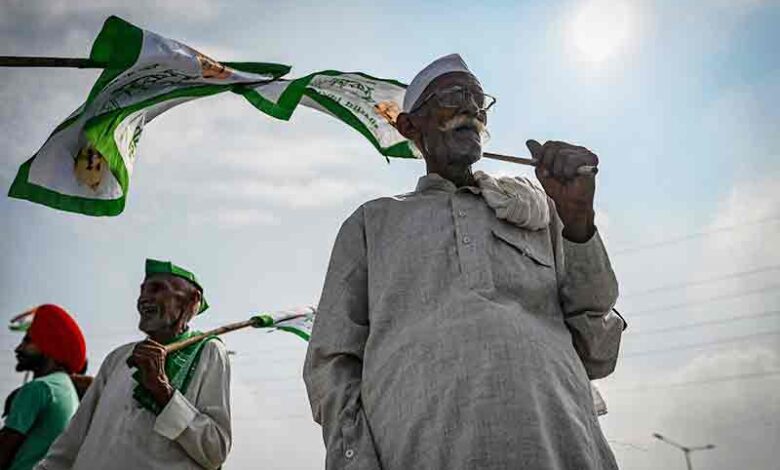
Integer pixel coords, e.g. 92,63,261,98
462,236,471,244
345,449,355,459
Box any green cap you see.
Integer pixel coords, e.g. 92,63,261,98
145,258,209,314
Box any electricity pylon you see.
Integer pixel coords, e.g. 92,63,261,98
652,433,715,470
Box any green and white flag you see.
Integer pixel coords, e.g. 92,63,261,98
254,305,316,341
8,308,35,333
8,16,289,216
238,71,416,160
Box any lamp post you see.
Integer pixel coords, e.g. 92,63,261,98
652,433,715,470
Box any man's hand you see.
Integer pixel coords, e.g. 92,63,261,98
131,339,174,407
526,139,597,243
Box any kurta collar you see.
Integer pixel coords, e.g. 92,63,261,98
415,173,481,195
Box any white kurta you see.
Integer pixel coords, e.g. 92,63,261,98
304,174,625,470
35,340,231,470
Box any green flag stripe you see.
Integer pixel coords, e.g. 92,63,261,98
223,62,291,79
87,16,144,106
237,70,415,158
10,80,283,217
7,156,126,216
238,70,409,119
89,16,144,68
277,326,311,341
303,89,415,159
85,82,253,196
86,16,289,122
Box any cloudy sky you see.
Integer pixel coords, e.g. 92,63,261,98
1,0,778,468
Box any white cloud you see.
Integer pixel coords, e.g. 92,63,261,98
136,95,378,176
687,174,780,316
600,173,780,469
188,208,280,228
207,177,382,209
1,0,219,26
707,174,780,233
600,344,780,469
654,346,780,469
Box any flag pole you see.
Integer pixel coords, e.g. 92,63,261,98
483,152,598,176
0,56,104,68
165,313,309,353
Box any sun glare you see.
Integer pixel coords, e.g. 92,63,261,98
570,0,632,62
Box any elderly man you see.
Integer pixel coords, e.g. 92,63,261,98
36,259,231,470
304,54,625,470
0,305,86,470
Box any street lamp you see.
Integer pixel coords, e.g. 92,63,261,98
652,433,715,470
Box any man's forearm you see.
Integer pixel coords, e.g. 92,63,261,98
559,205,595,243
148,381,174,408
558,231,624,378
0,428,26,469
153,391,230,469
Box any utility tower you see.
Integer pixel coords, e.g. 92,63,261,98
652,433,715,470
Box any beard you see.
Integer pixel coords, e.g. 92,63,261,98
137,300,175,335
435,114,487,165
15,351,46,372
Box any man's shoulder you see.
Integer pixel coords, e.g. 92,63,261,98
358,190,423,213
192,338,229,378
200,337,228,357
335,191,426,235
101,342,138,370
18,376,53,399
10,375,58,411
33,371,72,388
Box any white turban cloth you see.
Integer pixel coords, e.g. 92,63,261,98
403,53,477,112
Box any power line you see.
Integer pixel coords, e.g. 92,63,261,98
611,214,780,255
607,440,649,452
630,284,780,317
621,331,780,358
621,265,780,298
630,310,780,336
606,369,780,393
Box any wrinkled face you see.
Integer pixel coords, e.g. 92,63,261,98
411,72,488,167
15,334,46,372
137,274,198,335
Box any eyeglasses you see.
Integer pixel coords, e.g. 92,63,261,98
410,85,497,114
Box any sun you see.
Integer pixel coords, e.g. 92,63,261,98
570,0,633,62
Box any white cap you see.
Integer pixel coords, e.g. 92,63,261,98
403,53,475,112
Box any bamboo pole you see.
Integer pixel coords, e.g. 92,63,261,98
483,152,598,176
165,313,307,353
0,56,104,68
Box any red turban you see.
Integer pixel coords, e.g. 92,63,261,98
28,304,87,374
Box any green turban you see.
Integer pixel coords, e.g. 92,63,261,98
145,258,209,314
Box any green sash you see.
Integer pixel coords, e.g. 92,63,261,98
132,330,218,414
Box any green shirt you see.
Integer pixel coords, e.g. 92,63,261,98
4,372,79,470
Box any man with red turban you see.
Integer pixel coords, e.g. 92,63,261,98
0,305,86,470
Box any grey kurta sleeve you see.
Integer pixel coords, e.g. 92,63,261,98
153,340,232,469
551,208,624,379
304,207,382,470
35,348,119,470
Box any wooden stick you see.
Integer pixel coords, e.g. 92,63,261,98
10,308,36,324
483,152,598,176
166,319,255,353
0,56,104,68
165,313,307,353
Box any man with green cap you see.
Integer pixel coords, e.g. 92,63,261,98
35,259,231,470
